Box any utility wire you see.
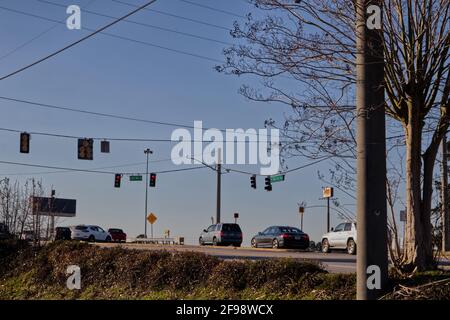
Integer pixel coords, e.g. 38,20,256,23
112,0,231,31
0,95,206,130
177,0,246,19
0,154,206,176
0,96,362,138
0,0,98,62
0,96,270,138
38,0,233,46
224,155,338,177
0,126,297,144
0,0,159,81
0,5,223,64
0,160,206,175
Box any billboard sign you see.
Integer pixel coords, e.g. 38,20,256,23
32,197,77,217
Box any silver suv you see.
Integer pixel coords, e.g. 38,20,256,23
321,222,357,255
199,223,242,247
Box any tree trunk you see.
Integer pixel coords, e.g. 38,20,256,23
403,103,427,270
421,151,437,267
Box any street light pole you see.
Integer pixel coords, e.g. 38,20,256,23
216,148,222,224
356,0,388,300
144,148,153,238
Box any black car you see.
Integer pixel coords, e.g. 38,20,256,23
251,226,310,249
55,227,72,241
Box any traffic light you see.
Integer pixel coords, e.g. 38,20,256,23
250,175,256,189
101,140,110,153
114,174,121,188
20,132,30,153
149,173,157,187
264,176,272,191
78,138,94,160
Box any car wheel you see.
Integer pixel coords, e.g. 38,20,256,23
322,239,330,253
213,237,218,246
234,243,241,248
199,237,204,246
347,239,356,255
88,235,95,242
251,238,258,248
105,236,111,243
272,238,279,249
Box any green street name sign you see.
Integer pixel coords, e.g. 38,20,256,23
270,175,285,183
130,175,143,181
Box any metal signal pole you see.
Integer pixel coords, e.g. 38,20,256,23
144,148,153,238
356,0,388,300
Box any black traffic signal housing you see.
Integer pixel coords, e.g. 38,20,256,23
78,138,94,160
114,174,122,188
20,132,30,153
264,176,272,191
150,173,157,187
250,175,256,189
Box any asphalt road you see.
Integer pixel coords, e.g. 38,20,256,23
96,243,357,273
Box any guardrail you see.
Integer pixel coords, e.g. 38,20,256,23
128,236,184,245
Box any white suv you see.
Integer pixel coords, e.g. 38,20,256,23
70,225,111,242
321,222,357,255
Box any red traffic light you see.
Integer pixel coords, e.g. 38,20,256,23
114,174,121,188
149,173,157,187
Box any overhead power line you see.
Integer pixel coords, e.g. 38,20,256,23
38,0,233,46
224,155,335,177
177,0,246,19
0,5,223,65
112,0,230,31
0,95,202,130
0,0,98,62
0,0,159,81
0,96,268,137
0,160,207,175
0,126,285,143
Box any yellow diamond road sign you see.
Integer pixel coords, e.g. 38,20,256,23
147,213,157,225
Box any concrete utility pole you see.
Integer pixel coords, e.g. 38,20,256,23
441,135,450,252
144,148,153,238
216,148,222,224
356,0,388,300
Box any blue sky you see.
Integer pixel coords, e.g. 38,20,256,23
0,0,358,244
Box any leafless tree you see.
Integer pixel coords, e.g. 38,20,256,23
0,178,47,240
218,0,449,271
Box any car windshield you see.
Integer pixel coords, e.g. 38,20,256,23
222,224,241,232
109,229,123,233
279,227,302,234
75,226,88,230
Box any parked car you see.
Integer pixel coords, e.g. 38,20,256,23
0,223,11,240
321,222,357,255
55,227,72,241
251,226,310,249
108,228,127,242
70,225,111,242
199,223,242,247
20,230,35,241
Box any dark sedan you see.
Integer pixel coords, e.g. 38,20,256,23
251,226,310,249
55,227,71,241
